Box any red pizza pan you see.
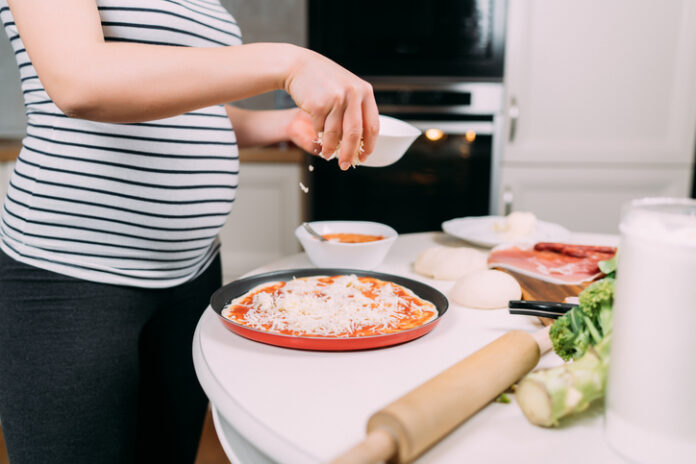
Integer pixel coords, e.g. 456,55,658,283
209,268,449,351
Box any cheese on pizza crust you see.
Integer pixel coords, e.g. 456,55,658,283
222,274,437,337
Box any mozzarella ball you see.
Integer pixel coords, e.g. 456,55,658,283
505,211,537,236
451,270,522,309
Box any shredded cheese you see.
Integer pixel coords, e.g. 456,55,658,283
222,275,437,337
314,133,365,167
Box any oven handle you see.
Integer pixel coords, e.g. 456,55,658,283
508,96,519,142
407,121,495,136
503,186,514,216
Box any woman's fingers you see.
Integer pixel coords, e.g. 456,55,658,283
313,87,378,169
338,95,363,169
359,88,380,162
292,124,321,154
320,104,343,161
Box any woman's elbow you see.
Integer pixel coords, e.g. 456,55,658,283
48,81,143,123
40,67,103,119
49,84,100,119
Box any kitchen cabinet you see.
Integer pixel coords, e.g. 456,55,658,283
500,164,692,233
217,161,305,283
501,0,696,227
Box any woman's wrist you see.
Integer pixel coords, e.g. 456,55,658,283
263,43,305,93
280,45,312,96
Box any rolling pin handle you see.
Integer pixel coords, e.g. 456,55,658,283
533,325,552,354
329,428,397,464
331,328,551,464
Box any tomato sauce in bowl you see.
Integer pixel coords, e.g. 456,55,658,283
295,220,398,269
321,233,384,243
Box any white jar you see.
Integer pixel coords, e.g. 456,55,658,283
605,197,696,463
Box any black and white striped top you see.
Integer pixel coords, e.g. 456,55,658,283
0,0,242,288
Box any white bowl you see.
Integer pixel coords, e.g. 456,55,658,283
360,115,421,167
295,221,398,270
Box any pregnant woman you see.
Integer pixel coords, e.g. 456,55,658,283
0,1,379,463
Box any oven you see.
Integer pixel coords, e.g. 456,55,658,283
306,82,505,233
305,0,508,233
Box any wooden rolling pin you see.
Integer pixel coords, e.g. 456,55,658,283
331,327,552,464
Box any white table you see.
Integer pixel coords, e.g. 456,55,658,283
193,232,622,464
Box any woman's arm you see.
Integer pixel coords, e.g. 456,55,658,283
9,0,292,123
9,0,379,170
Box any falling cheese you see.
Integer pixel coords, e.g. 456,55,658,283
222,275,437,337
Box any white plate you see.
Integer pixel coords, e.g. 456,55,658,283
442,216,570,248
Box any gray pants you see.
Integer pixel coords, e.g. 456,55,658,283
0,250,221,464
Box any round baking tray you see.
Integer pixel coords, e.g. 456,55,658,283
210,268,448,351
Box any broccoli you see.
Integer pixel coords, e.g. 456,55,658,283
578,277,614,337
516,256,616,426
549,276,615,361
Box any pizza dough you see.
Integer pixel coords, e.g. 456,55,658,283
414,246,488,280
451,269,522,309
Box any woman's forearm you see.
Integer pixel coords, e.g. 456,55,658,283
36,41,298,123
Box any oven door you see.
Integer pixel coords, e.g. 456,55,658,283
307,119,493,234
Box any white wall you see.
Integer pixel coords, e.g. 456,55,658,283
0,24,25,138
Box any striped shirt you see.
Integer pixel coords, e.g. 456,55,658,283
0,0,242,288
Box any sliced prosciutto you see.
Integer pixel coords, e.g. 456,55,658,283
488,242,617,284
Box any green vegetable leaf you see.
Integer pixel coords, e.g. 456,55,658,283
549,316,578,361
598,255,617,277
495,393,511,404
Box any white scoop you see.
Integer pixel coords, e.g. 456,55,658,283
360,115,421,167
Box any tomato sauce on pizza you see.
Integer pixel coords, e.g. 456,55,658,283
222,275,438,337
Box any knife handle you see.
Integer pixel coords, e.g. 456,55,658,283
508,299,576,312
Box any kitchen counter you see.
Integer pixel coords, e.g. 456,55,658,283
0,139,21,163
238,146,305,164
193,232,621,464
0,139,305,164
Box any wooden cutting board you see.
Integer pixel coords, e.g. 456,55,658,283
498,268,589,326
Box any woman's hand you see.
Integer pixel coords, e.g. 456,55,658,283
285,109,322,155
284,48,380,170
224,106,321,156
